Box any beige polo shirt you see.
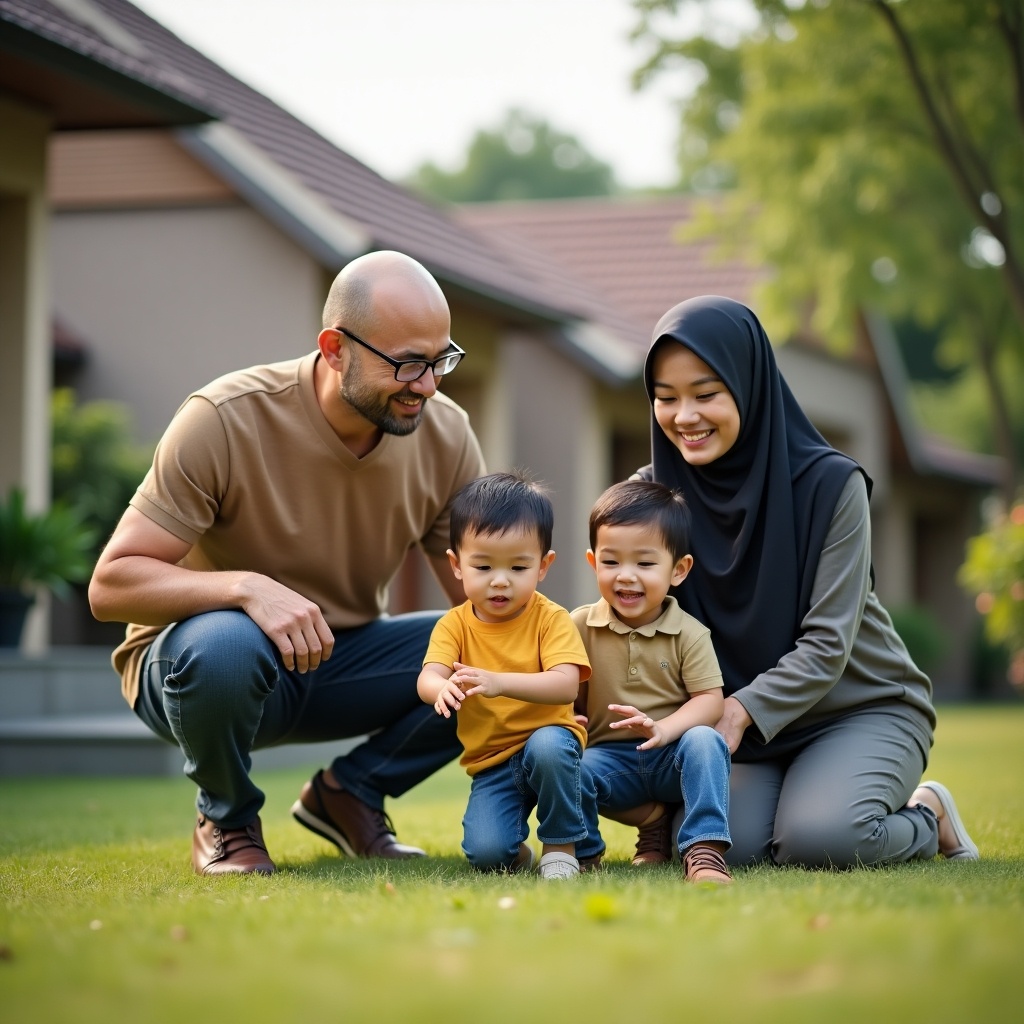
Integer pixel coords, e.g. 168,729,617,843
112,351,485,706
570,596,723,745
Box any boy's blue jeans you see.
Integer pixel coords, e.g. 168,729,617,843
134,609,460,828
462,726,605,870
582,725,732,853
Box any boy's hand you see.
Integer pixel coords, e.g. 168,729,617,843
433,677,467,718
608,703,665,750
450,661,502,698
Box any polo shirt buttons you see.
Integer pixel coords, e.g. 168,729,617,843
630,633,638,641
630,666,638,675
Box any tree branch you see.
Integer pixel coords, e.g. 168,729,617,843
867,0,1024,330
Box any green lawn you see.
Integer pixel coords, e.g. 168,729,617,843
1,705,1022,1023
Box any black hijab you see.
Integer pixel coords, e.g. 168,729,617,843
643,295,867,695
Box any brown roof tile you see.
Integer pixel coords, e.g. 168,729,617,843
459,195,768,344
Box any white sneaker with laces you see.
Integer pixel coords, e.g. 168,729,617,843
538,852,580,880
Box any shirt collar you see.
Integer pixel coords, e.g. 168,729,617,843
584,596,686,636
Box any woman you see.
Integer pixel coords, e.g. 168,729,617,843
643,295,978,868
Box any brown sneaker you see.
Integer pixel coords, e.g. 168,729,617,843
578,851,604,873
682,843,733,885
290,770,425,859
192,814,276,875
632,810,673,866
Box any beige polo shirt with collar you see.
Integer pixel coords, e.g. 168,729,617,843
570,596,723,745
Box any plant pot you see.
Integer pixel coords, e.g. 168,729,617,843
0,587,35,648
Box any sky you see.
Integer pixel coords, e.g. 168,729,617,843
129,0,711,191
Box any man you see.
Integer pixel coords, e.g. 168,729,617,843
89,251,486,875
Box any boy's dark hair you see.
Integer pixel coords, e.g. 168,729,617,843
588,480,691,561
449,470,553,554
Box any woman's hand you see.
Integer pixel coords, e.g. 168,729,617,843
714,696,752,754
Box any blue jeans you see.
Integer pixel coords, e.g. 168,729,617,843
134,609,460,827
582,725,732,853
461,726,605,870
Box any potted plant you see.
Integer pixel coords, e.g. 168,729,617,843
0,486,96,648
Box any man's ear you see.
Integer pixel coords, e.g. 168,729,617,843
446,548,462,579
317,328,346,371
537,549,557,582
586,549,597,571
671,554,694,586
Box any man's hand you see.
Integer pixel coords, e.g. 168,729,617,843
714,696,752,754
450,661,502,699
237,575,334,673
608,703,666,751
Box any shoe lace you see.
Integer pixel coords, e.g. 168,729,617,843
215,822,267,857
684,846,730,878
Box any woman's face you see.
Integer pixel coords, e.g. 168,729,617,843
651,343,741,466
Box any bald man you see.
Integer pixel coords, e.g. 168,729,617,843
90,251,486,875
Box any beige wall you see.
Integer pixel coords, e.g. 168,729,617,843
51,204,324,442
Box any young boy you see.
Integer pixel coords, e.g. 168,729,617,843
572,479,733,884
418,471,604,880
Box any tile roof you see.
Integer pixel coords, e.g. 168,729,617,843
20,0,598,328
458,195,768,349
0,0,214,121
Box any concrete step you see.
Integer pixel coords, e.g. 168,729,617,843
0,709,360,777
0,646,124,717
0,648,361,777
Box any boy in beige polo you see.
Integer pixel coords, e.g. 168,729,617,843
572,480,733,884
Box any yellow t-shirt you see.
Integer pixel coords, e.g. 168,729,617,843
424,592,591,775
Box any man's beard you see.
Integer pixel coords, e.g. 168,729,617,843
339,370,425,436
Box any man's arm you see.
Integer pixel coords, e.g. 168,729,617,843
425,550,467,607
89,507,334,672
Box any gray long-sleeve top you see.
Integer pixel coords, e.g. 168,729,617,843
731,472,936,754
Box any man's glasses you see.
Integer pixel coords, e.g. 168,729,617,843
336,327,465,382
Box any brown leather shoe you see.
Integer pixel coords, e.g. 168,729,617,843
192,814,276,875
632,810,673,866
290,770,425,859
682,842,733,885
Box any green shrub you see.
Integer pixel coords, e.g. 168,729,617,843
888,604,946,675
959,498,1024,688
51,388,153,561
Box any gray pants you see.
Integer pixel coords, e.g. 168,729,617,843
728,702,939,868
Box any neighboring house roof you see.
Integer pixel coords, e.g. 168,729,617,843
461,195,1003,489
0,0,215,127
459,195,768,351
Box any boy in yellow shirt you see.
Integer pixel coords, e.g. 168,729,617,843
572,480,732,883
418,471,604,879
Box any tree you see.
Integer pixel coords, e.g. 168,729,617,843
407,108,618,203
632,0,1024,492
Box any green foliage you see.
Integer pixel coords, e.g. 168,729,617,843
959,500,1024,686
407,108,618,203
0,487,96,598
888,604,946,676
1,709,1023,1022
51,388,153,559
631,0,1024,484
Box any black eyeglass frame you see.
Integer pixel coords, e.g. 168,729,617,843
335,327,465,382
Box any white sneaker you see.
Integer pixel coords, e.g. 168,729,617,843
917,780,980,860
538,852,580,880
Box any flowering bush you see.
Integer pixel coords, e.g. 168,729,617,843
959,501,1024,689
